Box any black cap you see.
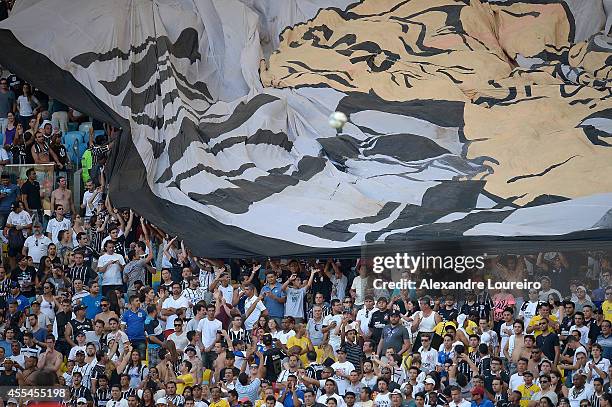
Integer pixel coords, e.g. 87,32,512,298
74,304,87,311
390,310,402,317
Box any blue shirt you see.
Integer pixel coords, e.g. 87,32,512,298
8,294,29,311
0,184,19,215
121,307,146,340
281,389,304,407
235,377,261,403
82,293,103,320
261,283,286,318
471,399,494,407
33,327,47,343
0,340,12,356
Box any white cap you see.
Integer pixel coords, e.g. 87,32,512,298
156,398,168,405
77,398,88,404
424,377,436,385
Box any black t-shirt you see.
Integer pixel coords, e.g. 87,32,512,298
21,180,42,210
263,348,286,381
536,332,560,362
439,307,459,322
482,369,509,395
0,372,18,386
69,318,93,340
10,265,37,297
561,315,574,336
73,245,100,268
368,309,390,346
55,310,72,341
311,272,332,303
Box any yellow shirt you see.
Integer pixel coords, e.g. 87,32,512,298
211,400,231,407
517,383,540,407
603,300,612,322
202,369,212,385
177,373,194,395
287,335,312,367
434,321,457,336
528,315,557,337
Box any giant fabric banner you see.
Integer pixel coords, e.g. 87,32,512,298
0,0,610,257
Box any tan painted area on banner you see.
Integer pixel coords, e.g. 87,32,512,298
261,0,612,206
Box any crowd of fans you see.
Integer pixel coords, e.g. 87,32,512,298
2,80,612,407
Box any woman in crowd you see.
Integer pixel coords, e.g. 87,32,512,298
16,83,39,129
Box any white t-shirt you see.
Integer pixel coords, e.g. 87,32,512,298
588,358,611,384
285,287,306,318
107,330,129,355
17,95,34,116
162,296,190,328
0,148,8,163
331,274,348,301
419,347,439,373
97,253,126,286
23,234,51,263
6,210,31,236
323,314,343,350
168,331,189,351
82,190,101,218
197,318,222,348
449,400,471,407
520,301,539,328
570,325,590,346
509,373,525,391
244,296,266,331
218,284,234,304
317,394,346,407
46,217,72,243
374,392,391,407
574,346,588,365
568,385,594,407
331,360,355,395
351,276,367,306
499,322,513,358
276,330,296,345
356,307,374,336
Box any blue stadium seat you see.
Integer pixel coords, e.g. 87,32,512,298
78,122,93,133
93,129,106,142
63,131,87,164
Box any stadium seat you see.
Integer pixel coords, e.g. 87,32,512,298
93,129,106,141
78,121,93,133
63,131,87,164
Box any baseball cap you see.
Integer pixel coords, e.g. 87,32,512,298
77,398,87,404
424,377,436,385
471,387,484,396
389,310,401,317
392,389,402,395
74,304,88,311
7,398,17,405
156,398,168,405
